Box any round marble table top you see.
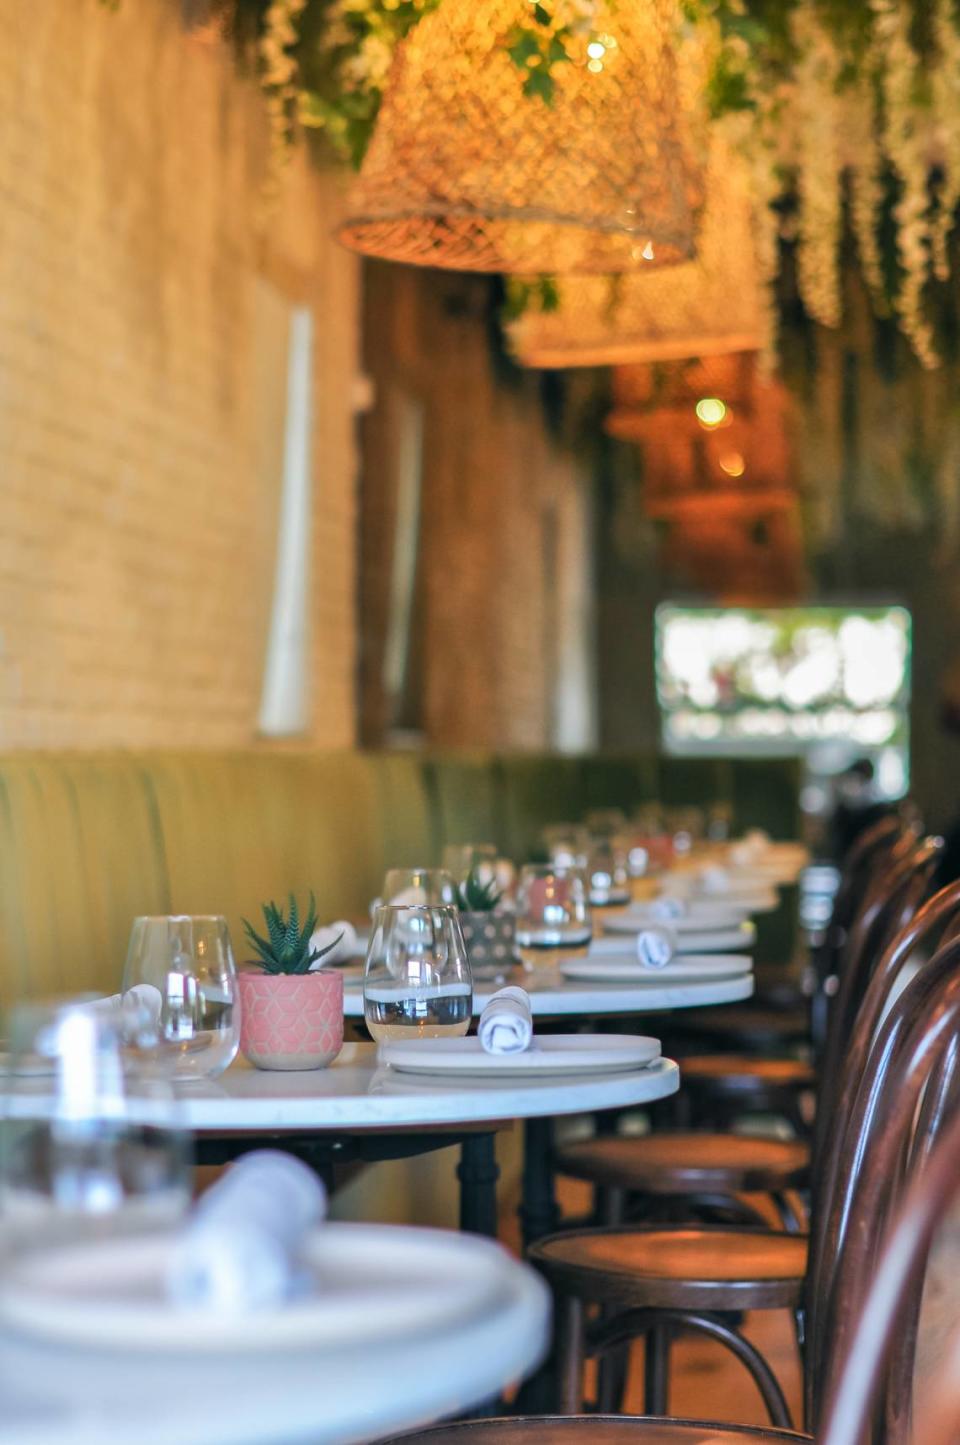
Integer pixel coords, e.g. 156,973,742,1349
170,1041,681,1132
341,963,755,1019
0,1226,550,1445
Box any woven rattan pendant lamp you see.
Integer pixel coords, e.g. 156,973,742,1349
337,0,702,274
508,132,764,365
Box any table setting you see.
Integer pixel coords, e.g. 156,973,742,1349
328,840,763,1021
0,996,551,1444
0,813,806,1443
376,984,663,1079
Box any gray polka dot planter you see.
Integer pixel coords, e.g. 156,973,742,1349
459,912,516,979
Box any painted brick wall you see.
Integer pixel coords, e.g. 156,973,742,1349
0,0,360,748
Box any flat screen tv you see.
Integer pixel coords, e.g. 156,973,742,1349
655,604,911,794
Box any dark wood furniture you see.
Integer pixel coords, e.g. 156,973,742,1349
373,1062,960,1445
553,835,940,1241
379,1420,806,1444
529,881,960,1431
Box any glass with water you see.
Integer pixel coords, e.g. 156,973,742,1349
364,905,472,1041
122,915,240,1080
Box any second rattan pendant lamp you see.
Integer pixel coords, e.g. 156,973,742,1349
506,130,765,365
337,0,702,274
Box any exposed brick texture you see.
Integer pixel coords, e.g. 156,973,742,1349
0,0,360,748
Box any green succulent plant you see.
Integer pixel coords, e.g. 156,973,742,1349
242,892,341,975
456,868,502,914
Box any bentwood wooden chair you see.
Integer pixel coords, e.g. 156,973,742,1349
378,1079,960,1445
554,836,941,1237
670,814,906,1058
673,825,933,1127
527,879,960,1429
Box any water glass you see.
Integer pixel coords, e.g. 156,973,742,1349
0,998,190,1258
122,915,240,1080
364,905,472,1042
515,865,592,973
588,838,632,907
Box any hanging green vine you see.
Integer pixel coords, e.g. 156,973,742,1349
179,0,960,366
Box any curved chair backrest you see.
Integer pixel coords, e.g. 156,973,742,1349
816,1087,960,1445
809,814,907,1054
809,837,941,1184
813,837,943,1158
808,873,960,1320
808,930,960,1435
806,873,960,1351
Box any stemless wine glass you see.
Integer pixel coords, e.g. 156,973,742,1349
587,837,632,907
0,998,191,1259
515,864,592,973
122,915,240,1080
382,868,460,906
363,905,472,1042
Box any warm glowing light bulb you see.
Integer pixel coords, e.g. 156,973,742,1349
695,397,727,428
587,39,606,59
719,451,746,477
641,241,655,261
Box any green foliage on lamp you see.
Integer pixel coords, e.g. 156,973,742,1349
456,868,503,914
144,0,960,366
242,892,340,974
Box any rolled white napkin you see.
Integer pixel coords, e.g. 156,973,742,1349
699,865,731,895
309,920,358,967
167,1151,326,1312
477,986,533,1055
89,984,164,1035
635,926,676,968
648,897,687,922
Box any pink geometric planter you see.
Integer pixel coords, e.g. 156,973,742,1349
238,969,344,1071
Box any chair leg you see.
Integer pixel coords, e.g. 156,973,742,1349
773,1190,807,1234
599,1186,626,1225
596,1337,630,1413
556,1295,585,1415
643,1324,671,1414
589,1306,794,1430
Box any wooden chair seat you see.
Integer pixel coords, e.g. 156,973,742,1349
680,1055,816,1094
530,1224,807,1312
557,1132,809,1195
378,1417,809,1444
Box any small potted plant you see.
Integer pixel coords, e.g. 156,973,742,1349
238,893,344,1071
456,868,515,978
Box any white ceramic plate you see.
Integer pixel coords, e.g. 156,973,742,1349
601,905,748,933
664,888,779,913
561,954,753,984
0,1051,57,1079
379,1033,661,1077
0,1223,515,1354
590,889,632,908
598,921,756,952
